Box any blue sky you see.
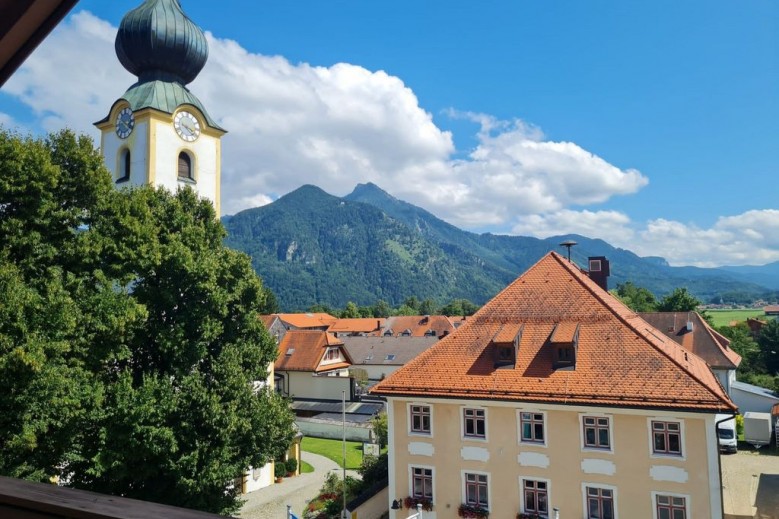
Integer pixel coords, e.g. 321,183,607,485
1,1,778,267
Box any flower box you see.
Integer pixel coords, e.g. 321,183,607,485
457,503,489,519
404,496,434,511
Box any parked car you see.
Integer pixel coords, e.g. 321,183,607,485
715,414,737,453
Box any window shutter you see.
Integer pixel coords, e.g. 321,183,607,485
178,152,192,179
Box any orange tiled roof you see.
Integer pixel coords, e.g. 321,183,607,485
382,315,455,337
372,252,736,413
275,330,351,373
639,312,741,369
328,318,386,334
275,313,337,329
259,314,277,328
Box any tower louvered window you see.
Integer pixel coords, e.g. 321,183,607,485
178,152,193,180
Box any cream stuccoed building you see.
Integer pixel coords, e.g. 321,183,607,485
94,0,225,215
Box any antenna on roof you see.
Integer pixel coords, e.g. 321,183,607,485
559,240,577,262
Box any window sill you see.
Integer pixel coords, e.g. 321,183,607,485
519,440,548,449
462,435,488,443
115,177,130,184
581,447,614,455
650,453,686,461
178,177,197,185
409,431,433,438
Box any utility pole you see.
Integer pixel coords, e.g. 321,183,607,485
342,390,347,519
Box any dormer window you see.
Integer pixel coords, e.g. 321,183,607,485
550,323,579,370
383,329,393,337
496,344,514,365
492,324,522,368
589,259,602,272
401,329,412,336
425,329,437,337
555,346,574,367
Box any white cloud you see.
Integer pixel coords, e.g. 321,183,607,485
4,12,132,136
511,208,779,267
0,112,17,129
10,11,779,268
511,210,635,243
6,10,647,221
635,211,779,267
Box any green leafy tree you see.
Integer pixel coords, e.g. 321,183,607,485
758,319,779,376
373,299,391,318
718,323,763,377
0,129,295,514
657,288,701,312
440,298,479,316
260,286,280,314
341,301,360,318
308,303,335,315
611,281,657,312
403,296,420,312
419,298,438,315
394,304,417,316
371,412,388,448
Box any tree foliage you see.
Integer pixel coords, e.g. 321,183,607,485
612,282,657,312
371,412,388,448
0,129,295,514
657,288,701,312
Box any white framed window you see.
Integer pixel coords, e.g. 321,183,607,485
518,410,546,446
581,414,613,452
652,492,689,519
583,483,617,519
649,420,684,458
409,465,434,501
408,403,432,436
521,478,549,517
652,421,681,455
463,471,489,509
462,407,487,440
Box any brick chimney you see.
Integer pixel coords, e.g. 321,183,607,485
587,256,610,291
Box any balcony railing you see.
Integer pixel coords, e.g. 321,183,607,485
0,476,231,518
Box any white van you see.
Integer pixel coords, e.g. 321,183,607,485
716,414,737,453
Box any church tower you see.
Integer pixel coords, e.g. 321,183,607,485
95,0,225,214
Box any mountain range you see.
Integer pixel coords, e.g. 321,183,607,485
223,183,779,311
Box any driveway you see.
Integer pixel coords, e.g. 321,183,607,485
238,452,355,519
722,449,779,519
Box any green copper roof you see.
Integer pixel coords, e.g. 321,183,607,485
115,0,208,85
121,80,223,131
96,0,225,132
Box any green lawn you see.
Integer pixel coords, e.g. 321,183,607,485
707,309,767,327
300,460,314,473
301,437,366,470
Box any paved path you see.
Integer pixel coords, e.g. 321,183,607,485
722,449,779,519
238,452,358,519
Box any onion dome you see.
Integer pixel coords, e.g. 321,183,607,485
115,0,208,86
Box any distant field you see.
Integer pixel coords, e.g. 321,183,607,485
707,309,767,327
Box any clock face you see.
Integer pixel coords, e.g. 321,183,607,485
174,111,201,142
115,107,135,139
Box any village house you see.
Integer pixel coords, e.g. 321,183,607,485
639,312,741,395
372,252,737,519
